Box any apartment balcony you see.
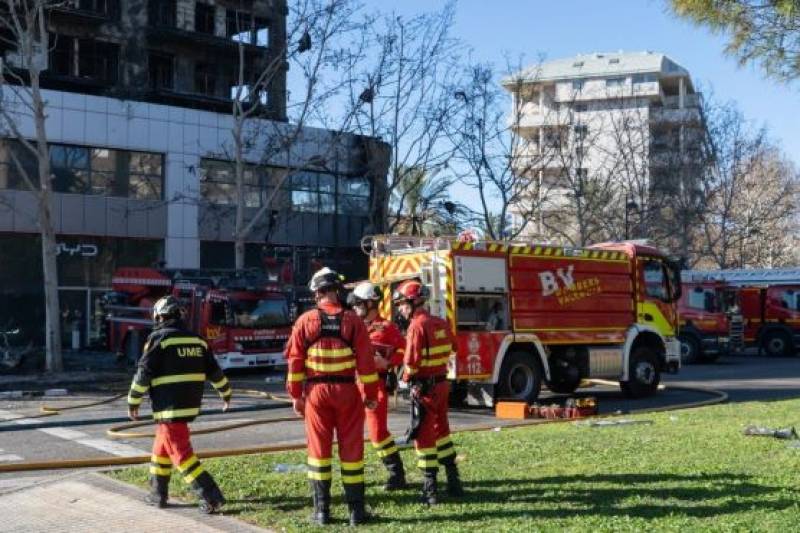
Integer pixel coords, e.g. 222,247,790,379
515,104,573,128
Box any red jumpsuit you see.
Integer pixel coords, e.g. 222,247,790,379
402,308,458,473
364,317,405,458
285,301,378,500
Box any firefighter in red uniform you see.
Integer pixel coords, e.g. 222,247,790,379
285,268,380,526
127,295,232,514
349,281,407,490
393,280,464,505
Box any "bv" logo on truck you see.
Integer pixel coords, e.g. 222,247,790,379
539,265,575,296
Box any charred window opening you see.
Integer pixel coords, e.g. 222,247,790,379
148,0,176,27
51,35,75,76
195,3,216,34
148,52,174,91
194,62,217,96
78,39,119,84
78,0,119,18
226,10,269,47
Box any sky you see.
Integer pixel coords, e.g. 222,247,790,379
373,0,800,165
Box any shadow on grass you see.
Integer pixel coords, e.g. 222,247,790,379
369,472,799,524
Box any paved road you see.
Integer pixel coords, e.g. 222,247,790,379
0,353,798,479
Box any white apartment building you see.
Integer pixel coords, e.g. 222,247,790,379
504,51,704,239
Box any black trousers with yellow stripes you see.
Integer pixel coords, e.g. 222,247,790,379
150,422,222,501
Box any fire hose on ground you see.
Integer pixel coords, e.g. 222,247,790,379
0,382,728,473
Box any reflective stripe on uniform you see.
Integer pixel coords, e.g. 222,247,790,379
420,356,450,367
287,372,305,382
372,436,398,458
183,464,206,483
436,436,456,459
359,373,379,384
307,456,332,481
130,382,148,393
151,455,172,465
152,407,200,420
127,395,143,405
211,377,229,389
415,447,439,470
308,347,353,359
305,360,356,372
151,373,206,387
160,337,208,349
422,344,452,356
341,460,364,484
178,454,200,472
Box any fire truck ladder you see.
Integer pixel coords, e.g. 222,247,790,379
682,268,800,286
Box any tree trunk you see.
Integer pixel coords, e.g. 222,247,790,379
31,68,62,372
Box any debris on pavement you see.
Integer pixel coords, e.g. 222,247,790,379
743,425,798,440
574,418,654,427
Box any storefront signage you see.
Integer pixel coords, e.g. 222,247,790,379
56,243,99,257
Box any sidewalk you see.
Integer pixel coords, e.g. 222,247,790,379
0,471,270,532
0,350,129,392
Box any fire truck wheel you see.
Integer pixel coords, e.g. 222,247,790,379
620,346,660,398
678,334,700,364
762,331,793,357
496,350,543,403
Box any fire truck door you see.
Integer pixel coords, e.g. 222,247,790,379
421,258,449,320
637,258,677,337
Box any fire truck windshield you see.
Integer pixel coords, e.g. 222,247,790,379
229,297,290,328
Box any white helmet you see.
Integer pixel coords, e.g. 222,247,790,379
352,281,383,302
308,267,343,292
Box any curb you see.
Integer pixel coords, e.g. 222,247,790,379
0,388,69,399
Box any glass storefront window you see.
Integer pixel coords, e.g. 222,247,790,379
337,176,370,215
0,139,163,200
200,159,262,207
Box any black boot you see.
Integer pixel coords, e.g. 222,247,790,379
344,482,370,525
310,480,331,526
421,471,438,505
443,461,464,497
145,475,169,508
382,452,407,491
191,471,226,514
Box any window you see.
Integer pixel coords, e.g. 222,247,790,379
78,0,118,17
78,39,119,84
195,3,216,34
609,58,620,64
633,73,657,84
51,145,90,193
574,124,588,140
571,79,584,92
780,290,800,311
194,62,217,96
574,103,587,112
128,152,163,200
606,77,626,88
338,177,370,215
642,260,668,301
226,10,269,47
290,171,342,213
230,84,268,105
199,159,262,207
688,288,717,311
572,61,584,68
0,139,38,189
148,0,176,27
50,35,75,76
148,52,174,90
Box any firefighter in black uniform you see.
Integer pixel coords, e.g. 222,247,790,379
127,295,232,514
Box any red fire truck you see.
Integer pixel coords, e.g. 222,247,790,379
683,269,800,357
368,235,682,405
677,276,743,363
105,267,292,369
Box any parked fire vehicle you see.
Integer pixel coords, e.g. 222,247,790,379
105,267,291,369
677,275,744,363
367,235,682,405
684,268,800,357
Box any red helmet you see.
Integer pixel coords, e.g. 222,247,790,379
392,280,428,303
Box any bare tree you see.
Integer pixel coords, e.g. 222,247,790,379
338,1,462,235
701,101,798,268
0,0,63,371
223,0,371,269
445,62,564,241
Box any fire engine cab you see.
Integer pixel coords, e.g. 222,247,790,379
678,275,744,363
105,267,291,369
684,268,800,357
367,235,682,405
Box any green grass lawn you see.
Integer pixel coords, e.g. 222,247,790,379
108,399,800,532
